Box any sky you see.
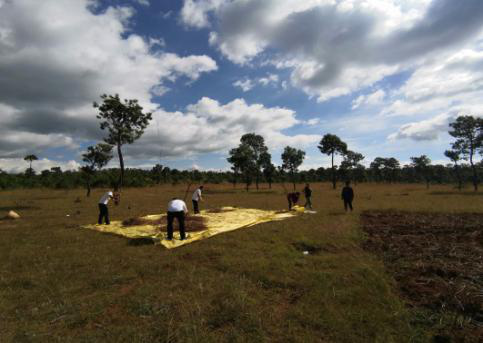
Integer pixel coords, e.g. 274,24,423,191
1,0,483,173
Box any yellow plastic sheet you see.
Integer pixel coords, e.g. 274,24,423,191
84,207,300,249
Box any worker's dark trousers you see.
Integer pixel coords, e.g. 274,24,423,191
167,211,186,240
192,200,199,214
343,200,353,212
98,204,110,224
304,197,312,209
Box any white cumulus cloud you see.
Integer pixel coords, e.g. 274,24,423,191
0,0,217,160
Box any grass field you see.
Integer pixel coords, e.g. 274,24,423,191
1,183,481,342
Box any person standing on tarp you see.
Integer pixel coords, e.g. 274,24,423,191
192,185,204,214
341,181,354,212
98,190,114,224
303,183,313,210
167,198,188,240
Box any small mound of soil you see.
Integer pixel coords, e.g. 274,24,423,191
205,208,236,213
184,216,207,232
122,215,207,232
122,217,161,226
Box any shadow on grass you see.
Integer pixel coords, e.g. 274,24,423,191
430,191,482,196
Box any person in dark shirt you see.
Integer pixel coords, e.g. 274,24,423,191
287,192,300,210
303,183,313,210
341,181,354,212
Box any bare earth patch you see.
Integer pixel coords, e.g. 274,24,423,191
122,215,207,232
361,211,483,342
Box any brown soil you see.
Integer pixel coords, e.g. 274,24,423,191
361,211,483,341
122,215,207,232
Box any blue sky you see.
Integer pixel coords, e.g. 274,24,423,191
1,0,482,173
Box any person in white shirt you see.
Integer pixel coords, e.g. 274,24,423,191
191,185,204,214
98,190,114,224
167,198,189,240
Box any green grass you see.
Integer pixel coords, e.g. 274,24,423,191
1,183,481,342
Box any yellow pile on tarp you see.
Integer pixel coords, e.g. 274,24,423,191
84,206,305,249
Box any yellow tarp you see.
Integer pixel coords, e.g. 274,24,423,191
84,206,302,249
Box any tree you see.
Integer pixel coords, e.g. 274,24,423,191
24,154,38,176
340,150,364,182
370,157,400,182
444,150,462,190
151,164,164,184
281,146,305,190
161,166,170,184
448,115,483,191
384,158,400,183
240,133,270,190
410,155,432,189
318,134,347,189
82,143,113,196
369,157,385,182
262,161,276,189
227,143,257,191
94,94,152,188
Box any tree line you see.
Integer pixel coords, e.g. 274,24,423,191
2,94,482,192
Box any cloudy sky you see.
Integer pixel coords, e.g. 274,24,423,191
1,0,483,173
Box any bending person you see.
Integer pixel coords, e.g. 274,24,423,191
287,192,300,210
192,185,204,214
167,198,188,240
98,190,114,224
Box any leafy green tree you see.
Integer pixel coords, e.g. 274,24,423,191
318,134,347,189
410,155,432,189
151,164,164,184
340,150,364,182
240,133,270,190
82,143,113,196
262,161,277,189
281,146,305,190
448,115,483,191
384,158,400,183
369,157,385,182
94,94,152,188
24,154,38,176
161,166,170,184
227,143,257,191
370,157,400,182
444,149,462,190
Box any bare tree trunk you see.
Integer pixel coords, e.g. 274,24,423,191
455,165,462,190
117,143,124,189
470,150,478,191
86,178,91,197
256,171,259,190
331,152,336,189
